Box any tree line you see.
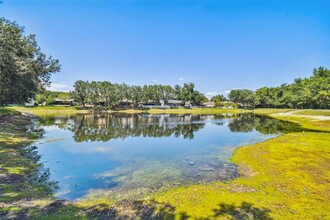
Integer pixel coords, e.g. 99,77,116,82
34,67,330,110
228,67,330,109
71,81,208,108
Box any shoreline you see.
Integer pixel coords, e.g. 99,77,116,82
6,106,297,115
1,108,329,219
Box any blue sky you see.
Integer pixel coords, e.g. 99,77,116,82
1,0,329,97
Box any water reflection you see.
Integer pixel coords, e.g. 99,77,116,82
228,113,304,134
38,113,303,142
36,113,304,200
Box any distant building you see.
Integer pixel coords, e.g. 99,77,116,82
24,99,35,107
53,98,74,106
202,101,215,107
167,100,182,107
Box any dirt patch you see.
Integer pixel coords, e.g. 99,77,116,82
275,110,330,121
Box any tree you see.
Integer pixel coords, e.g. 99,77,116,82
181,83,195,104
58,92,71,105
210,95,228,103
229,89,255,108
255,87,269,108
72,80,90,107
131,85,143,107
192,91,208,105
0,18,60,106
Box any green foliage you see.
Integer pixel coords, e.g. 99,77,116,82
254,67,330,109
35,91,71,106
70,81,207,109
0,18,60,106
227,67,330,109
228,89,256,108
71,80,89,107
210,94,228,102
214,101,237,108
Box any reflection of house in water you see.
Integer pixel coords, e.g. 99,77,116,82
54,117,75,125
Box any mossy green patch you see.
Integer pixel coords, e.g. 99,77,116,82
154,132,330,219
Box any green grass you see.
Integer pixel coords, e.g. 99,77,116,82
151,110,330,219
148,107,249,114
8,106,249,115
2,108,330,219
7,106,86,112
154,132,330,219
0,107,19,116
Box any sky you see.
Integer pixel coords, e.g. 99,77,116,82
1,0,329,97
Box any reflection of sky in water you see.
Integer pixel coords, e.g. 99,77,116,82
36,114,291,200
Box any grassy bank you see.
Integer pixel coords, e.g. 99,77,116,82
7,105,298,116
7,106,89,114
8,106,249,115
0,108,57,218
1,108,329,219
152,110,330,219
154,132,330,219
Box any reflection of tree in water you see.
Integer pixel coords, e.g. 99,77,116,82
50,114,234,142
1,144,58,204
228,114,304,134
38,113,305,142
22,145,59,193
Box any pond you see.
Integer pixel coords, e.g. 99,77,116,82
35,113,304,200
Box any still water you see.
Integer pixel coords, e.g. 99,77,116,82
35,113,303,200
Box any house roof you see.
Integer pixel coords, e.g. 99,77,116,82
168,100,182,104
203,101,215,105
54,98,74,102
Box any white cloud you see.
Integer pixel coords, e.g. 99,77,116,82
205,91,219,99
151,79,158,83
225,88,239,94
178,77,185,81
48,83,72,92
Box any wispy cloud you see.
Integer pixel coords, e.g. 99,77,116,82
225,88,238,94
48,83,72,92
151,79,158,83
205,91,219,99
178,77,185,81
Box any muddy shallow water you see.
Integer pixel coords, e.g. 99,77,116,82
35,113,304,200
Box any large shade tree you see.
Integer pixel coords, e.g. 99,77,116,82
0,18,60,106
